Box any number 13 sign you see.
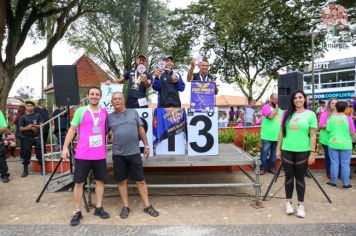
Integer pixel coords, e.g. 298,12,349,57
187,108,218,156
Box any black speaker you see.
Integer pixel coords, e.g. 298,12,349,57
278,72,303,110
52,65,80,106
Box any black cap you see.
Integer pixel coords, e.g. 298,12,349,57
164,56,174,61
137,54,147,60
25,101,35,106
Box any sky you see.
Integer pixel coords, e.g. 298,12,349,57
8,0,356,104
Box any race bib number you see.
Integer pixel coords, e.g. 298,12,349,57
89,135,103,148
138,97,148,107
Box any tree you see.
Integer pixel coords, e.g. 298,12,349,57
15,85,35,100
67,0,191,78
138,0,149,56
172,0,328,101
0,0,99,112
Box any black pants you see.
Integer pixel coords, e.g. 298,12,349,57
42,132,49,154
0,140,9,179
281,150,309,202
21,136,42,165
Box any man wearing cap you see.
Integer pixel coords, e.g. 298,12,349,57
106,55,152,108
18,101,44,177
187,58,218,95
152,56,185,108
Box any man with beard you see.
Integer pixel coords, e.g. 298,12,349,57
62,87,110,226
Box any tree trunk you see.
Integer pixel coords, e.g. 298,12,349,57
138,0,149,56
46,17,54,114
0,67,13,113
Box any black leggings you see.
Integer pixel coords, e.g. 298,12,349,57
281,150,309,202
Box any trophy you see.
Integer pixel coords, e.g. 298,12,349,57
195,55,203,66
157,60,165,71
135,64,146,89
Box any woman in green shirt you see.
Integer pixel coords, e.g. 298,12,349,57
277,90,317,218
326,101,355,189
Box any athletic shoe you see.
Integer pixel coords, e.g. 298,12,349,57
143,205,159,217
285,202,294,215
120,207,130,219
343,185,352,189
296,204,305,218
94,207,110,219
70,211,82,226
326,182,337,187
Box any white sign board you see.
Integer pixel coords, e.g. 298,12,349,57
136,108,153,157
187,107,218,156
155,132,186,155
100,84,124,113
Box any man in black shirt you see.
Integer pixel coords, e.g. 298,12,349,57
187,58,218,95
106,55,153,108
19,101,44,177
34,99,50,149
52,106,68,151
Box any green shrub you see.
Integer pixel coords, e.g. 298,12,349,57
218,128,236,144
243,132,260,156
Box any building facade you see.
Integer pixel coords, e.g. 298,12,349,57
303,57,356,101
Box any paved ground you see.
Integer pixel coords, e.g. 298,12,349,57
1,159,356,235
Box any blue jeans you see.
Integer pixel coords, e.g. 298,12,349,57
259,140,277,172
328,148,352,186
321,144,330,176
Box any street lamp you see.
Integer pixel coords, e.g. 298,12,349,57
299,31,325,111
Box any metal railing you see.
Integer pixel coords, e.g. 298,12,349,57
38,97,88,192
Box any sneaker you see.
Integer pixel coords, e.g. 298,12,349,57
285,202,294,215
94,207,110,219
326,182,337,187
119,207,130,219
2,177,9,183
343,185,352,189
143,205,159,217
70,211,82,226
296,204,305,218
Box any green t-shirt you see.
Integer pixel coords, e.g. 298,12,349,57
327,115,353,150
0,111,7,139
282,110,317,152
260,105,282,141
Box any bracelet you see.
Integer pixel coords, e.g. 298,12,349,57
144,146,150,148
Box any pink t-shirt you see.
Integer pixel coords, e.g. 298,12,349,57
318,112,328,128
261,104,272,118
71,106,108,160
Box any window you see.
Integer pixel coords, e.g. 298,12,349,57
337,71,355,82
320,73,337,88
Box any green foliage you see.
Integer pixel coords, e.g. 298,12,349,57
172,0,330,101
67,0,191,78
218,128,236,144
243,132,260,156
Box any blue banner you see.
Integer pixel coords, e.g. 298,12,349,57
153,108,186,146
190,81,215,112
307,90,354,100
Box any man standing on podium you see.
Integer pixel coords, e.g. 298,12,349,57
106,54,152,108
187,58,218,95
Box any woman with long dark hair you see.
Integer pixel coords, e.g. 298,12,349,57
276,90,317,218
